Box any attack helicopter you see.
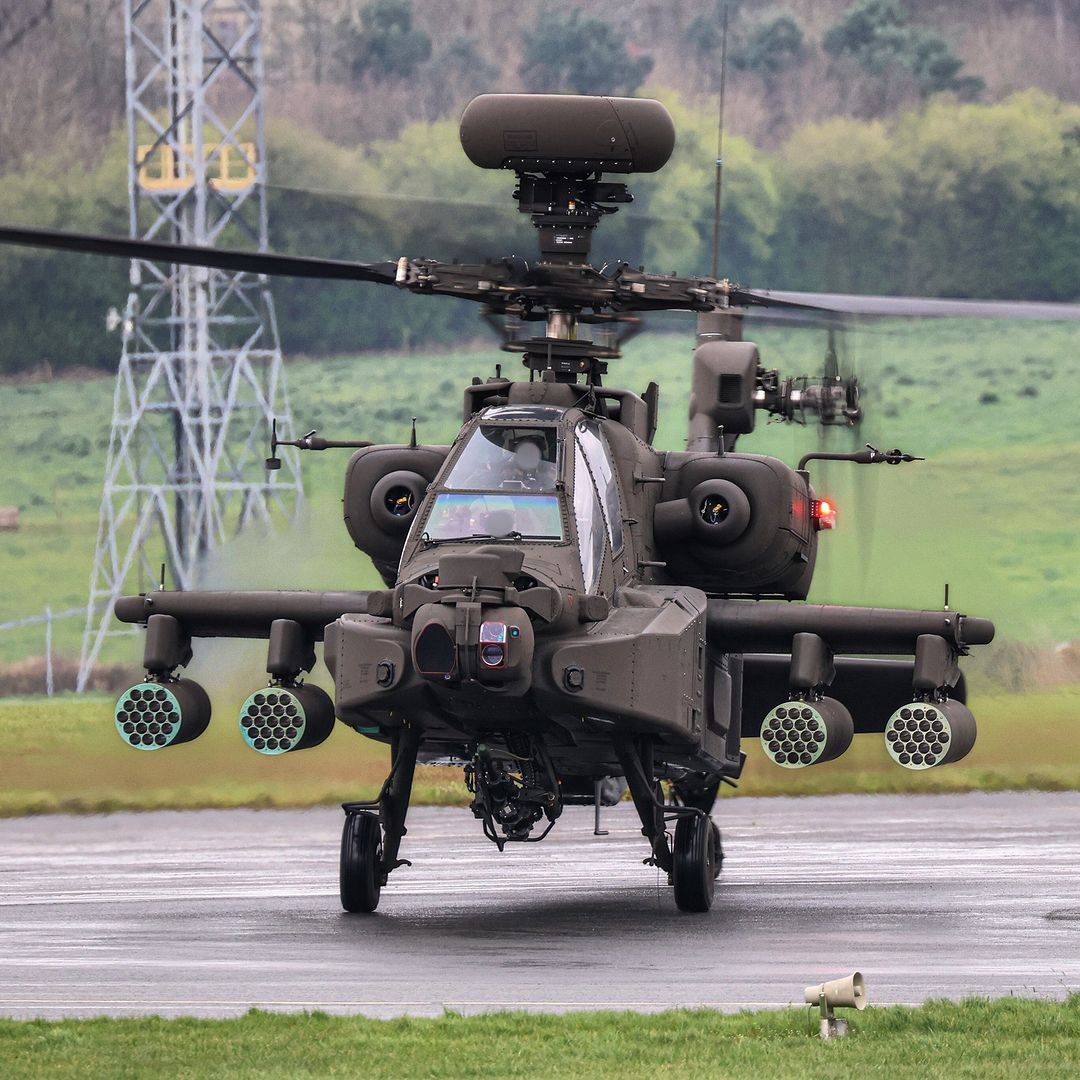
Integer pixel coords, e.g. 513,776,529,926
14,91,1080,913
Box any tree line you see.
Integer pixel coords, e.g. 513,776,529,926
1,89,1077,374
7,1,1076,176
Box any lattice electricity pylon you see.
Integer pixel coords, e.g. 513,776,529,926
78,0,302,689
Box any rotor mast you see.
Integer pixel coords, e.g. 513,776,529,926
510,166,638,383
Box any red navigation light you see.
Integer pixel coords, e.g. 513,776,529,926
813,498,837,531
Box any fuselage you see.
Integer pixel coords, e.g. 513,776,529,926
326,381,817,789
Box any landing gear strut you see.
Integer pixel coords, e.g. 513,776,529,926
340,725,420,913
670,771,722,814
614,737,723,913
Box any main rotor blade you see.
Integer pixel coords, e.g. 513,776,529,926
7,224,1078,322
0,225,400,285
741,288,1080,322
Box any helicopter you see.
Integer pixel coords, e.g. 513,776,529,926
13,91,1080,914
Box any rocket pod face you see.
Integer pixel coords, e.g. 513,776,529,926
238,683,334,755
115,678,210,750
759,698,853,768
884,699,976,769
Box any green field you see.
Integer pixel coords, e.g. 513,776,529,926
1,318,1078,808
2,999,1078,1079
1,685,1075,815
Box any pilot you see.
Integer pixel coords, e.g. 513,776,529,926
504,433,556,491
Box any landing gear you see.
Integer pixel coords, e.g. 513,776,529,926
340,811,382,912
670,771,722,813
340,725,420,914
672,814,717,912
711,821,724,879
614,736,722,913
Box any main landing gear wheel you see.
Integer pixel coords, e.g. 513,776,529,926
340,810,383,913
672,814,717,912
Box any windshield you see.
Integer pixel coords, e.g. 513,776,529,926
423,493,564,542
576,420,624,552
444,425,559,493
573,443,606,592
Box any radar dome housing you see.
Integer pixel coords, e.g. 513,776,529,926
459,94,676,175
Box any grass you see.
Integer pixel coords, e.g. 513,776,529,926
1,685,1076,815
1,999,1078,1079
0,693,455,815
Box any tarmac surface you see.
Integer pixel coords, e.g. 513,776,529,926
1,791,1078,1019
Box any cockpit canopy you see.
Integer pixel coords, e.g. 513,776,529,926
404,405,627,596
424,491,564,542
423,418,565,542
444,423,559,493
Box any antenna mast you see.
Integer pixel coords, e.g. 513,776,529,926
710,2,730,280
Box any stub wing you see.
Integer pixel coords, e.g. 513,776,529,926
706,600,994,656
114,589,391,640
707,599,993,771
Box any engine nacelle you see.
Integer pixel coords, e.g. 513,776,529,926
655,452,816,599
343,445,449,586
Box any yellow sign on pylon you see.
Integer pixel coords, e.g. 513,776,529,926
137,142,257,193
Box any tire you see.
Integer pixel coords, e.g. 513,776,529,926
711,821,724,879
340,811,382,913
672,814,716,913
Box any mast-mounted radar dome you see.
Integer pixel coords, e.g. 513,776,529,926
459,94,675,175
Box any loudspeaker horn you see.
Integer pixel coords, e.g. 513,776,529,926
804,972,867,1011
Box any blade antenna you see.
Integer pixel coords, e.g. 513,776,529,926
710,1,730,281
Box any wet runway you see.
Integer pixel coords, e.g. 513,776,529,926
1,791,1078,1018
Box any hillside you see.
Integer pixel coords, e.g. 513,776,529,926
3,88,1078,376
